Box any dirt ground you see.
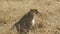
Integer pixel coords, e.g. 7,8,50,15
0,0,60,34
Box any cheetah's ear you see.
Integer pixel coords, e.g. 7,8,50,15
30,9,33,11
35,9,37,11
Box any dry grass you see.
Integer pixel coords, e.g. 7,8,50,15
0,0,60,34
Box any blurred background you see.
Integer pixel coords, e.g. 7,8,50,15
0,0,60,34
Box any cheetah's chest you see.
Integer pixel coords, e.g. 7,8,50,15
32,18,35,26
